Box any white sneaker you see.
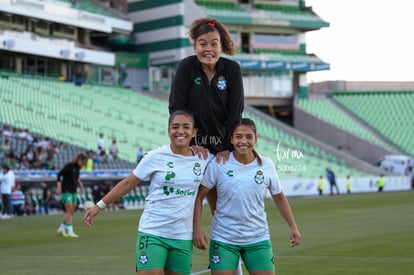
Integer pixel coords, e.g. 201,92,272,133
1,214,10,219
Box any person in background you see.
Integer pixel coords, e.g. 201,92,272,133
97,133,104,151
82,150,95,171
11,183,25,216
326,168,340,196
193,118,301,274
0,164,15,219
84,111,213,275
109,139,119,159
41,181,52,215
22,187,37,216
136,147,145,164
56,152,88,238
317,175,324,196
377,174,385,192
346,175,352,194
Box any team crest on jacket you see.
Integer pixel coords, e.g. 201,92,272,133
254,170,264,184
216,76,227,90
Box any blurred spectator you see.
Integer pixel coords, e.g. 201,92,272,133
82,150,95,171
5,148,18,169
96,149,108,164
136,147,145,164
46,142,58,164
317,175,323,196
96,145,103,157
23,188,37,216
92,181,110,203
0,139,11,164
36,146,48,168
326,168,340,196
58,142,67,155
41,181,52,215
97,133,104,151
109,139,119,159
1,138,11,158
18,128,33,143
346,175,352,194
377,174,385,192
37,136,50,150
2,126,13,139
18,152,31,169
11,183,25,216
0,164,15,219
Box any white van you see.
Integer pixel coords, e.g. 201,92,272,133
380,155,413,175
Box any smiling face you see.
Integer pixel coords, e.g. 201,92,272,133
231,125,257,157
168,113,196,151
194,31,222,69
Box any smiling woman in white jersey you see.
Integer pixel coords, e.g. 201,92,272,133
84,110,213,275
193,118,301,275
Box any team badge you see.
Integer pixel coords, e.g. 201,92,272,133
216,76,227,90
254,170,264,184
193,162,201,176
211,251,221,264
139,252,148,264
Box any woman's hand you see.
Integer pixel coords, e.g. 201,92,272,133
193,227,209,250
84,206,100,228
215,150,230,164
191,145,209,160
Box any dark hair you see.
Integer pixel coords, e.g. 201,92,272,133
71,152,88,164
2,164,10,171
168,110,195,127
188,17,237,56
231,118,262,166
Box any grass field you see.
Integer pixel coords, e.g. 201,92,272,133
1,191,413,275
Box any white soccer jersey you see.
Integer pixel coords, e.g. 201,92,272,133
202,152,283,245
133,145,213,240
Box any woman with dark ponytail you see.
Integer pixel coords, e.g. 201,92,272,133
193,118,301,274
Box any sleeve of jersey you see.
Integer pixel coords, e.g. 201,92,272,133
224,62,245,150
57,164,69,182
168,59,191,114
201,160,218,190
266,158,283,195
132,151,155,181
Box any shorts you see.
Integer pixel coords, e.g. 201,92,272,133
61,192,78,204
136,232,193,274
209,239,275,271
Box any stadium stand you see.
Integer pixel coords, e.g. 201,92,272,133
0,72,372,181
297,98,393,150
333,91,414,156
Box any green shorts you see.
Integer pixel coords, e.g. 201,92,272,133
209,239,275,271
136,232,193,274
61,192,78,204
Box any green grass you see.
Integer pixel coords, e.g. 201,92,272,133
1,191,414,274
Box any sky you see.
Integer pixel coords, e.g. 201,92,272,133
305,0,414,83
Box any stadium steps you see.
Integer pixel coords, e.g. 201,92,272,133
297,97,398,152
333,91,414,156
326,97,405,154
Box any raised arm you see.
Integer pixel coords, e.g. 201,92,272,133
84,173,141,227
